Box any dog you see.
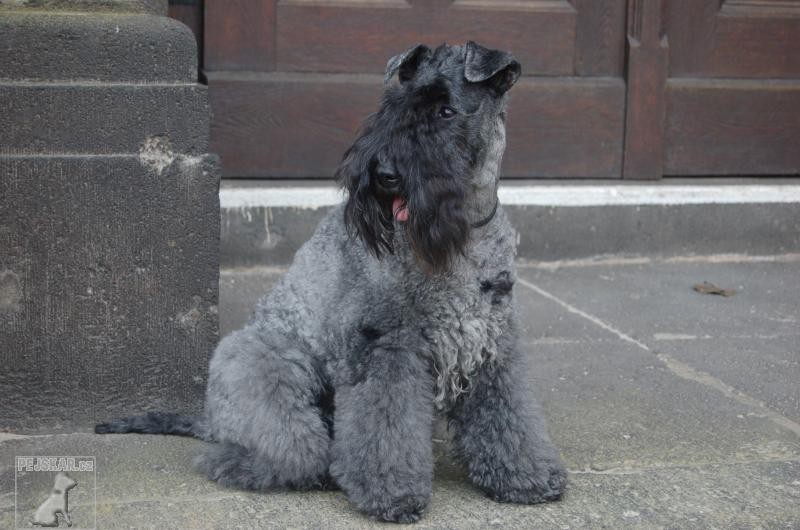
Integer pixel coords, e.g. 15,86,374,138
96,41,567,523
32,471,77,527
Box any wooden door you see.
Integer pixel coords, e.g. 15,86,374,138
624,0,800,178
204,1,627,179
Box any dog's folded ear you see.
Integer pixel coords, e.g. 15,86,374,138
337,119,396,259
464,41,521,95
385,44,431,85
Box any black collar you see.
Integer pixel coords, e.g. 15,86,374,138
471,199,499,229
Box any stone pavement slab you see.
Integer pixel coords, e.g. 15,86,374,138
2,254,799,528
526,339,800,471
655,335,800,425
517,255,800,427
1,434,798,529
516,256,800,346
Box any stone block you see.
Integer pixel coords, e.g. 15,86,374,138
0,155,219,432
0,13,194,82
0,7,219,432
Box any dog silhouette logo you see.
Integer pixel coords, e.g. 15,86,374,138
32,471,77,527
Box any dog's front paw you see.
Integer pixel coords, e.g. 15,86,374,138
485,461,567,505
546,463,568,497
372,494,427,524
334,469,430,523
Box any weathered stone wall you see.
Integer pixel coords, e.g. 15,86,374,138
0,3,219,432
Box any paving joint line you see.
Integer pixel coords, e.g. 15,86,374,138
569,456,800,475
516,277,800,439
516,252,800,271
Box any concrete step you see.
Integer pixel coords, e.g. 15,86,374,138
220,179,800,268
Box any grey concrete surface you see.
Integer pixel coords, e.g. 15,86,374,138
510,202,800,262
517,257,800,425
219,267,282,337
219,180,800,267
3,256,789,527
221,206,330,268
1,432,798,529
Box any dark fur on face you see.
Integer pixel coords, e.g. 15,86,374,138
338,42,520,273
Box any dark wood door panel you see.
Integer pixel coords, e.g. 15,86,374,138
275,0,577,75
208,74,624,178
574,0,627,76
203,1,800,179
205,0,277,71
664,79,800,175
206,1,627,77
208,73,382,178
204,0,627,178
503,78,624,177
668,0,800,79
623,0,800,178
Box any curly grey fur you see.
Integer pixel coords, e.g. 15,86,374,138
96,42,566,524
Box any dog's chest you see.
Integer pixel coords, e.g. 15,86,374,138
414,266,515,405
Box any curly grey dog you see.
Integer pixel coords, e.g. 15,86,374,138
97,41,567,523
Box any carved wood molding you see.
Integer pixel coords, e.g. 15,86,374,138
280,0,575,9
623,0,668,179
721,0,800,17
626,0,667,44
627,0,643,42
278,0,410,7
278,0,574,9
453,0,573,11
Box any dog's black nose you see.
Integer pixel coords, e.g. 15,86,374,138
374,159,401,192
377,169,399,185
376,161,398,180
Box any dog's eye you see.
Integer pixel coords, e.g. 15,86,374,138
438,106,457,119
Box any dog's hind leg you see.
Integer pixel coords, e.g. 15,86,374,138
330,344,435,523
449,330,567,504
197,324,331,491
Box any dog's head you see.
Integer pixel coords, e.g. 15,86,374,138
338,42,520,273
53,472,77,493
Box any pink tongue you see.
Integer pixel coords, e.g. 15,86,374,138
392,196,409,222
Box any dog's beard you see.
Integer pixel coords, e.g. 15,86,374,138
339,101,475,274
340,152,473,273
402,161,471,274
341,182,471,274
